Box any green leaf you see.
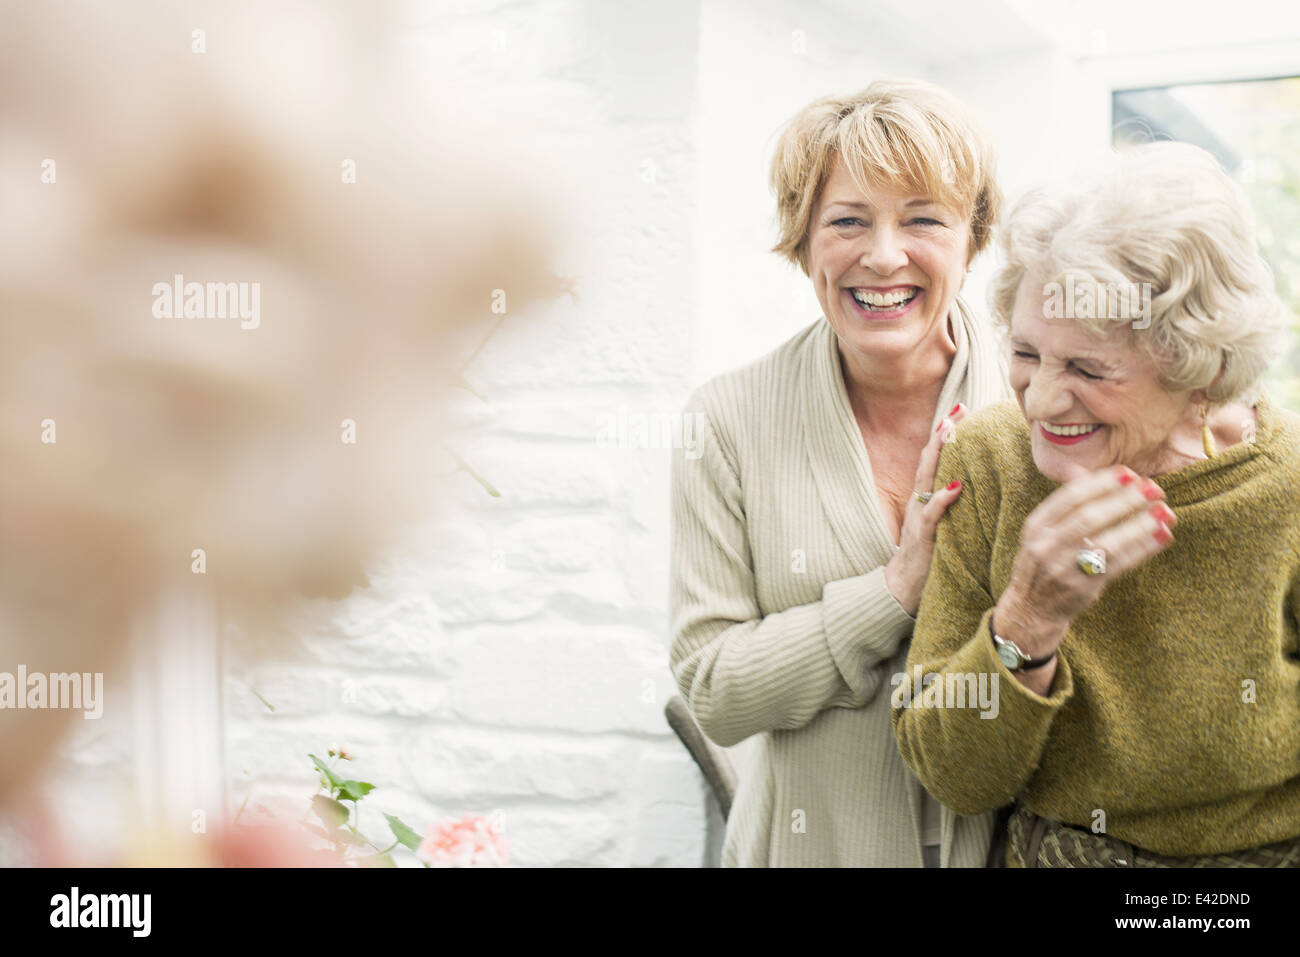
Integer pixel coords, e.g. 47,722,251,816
385,813,423,851
311,794,350,830
337,780,375,802
309,753,345,790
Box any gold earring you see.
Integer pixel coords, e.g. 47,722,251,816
1201,402,1217,459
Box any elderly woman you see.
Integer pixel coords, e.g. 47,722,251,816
670,79,1008,867
893,141,1300,867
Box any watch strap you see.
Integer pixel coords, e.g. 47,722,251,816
990,615,1057,671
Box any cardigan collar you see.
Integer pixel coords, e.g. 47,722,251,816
799,297,1008,575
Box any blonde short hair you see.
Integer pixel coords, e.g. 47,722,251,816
769,78,1001,274
990,142,1286,404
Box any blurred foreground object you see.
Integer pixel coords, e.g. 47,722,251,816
16,788,340,866
417,814,510,868
0,0,564,803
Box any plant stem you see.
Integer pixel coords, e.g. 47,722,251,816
460,314,507,371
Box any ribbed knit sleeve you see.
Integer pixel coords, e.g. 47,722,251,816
670,389,916,748
892,431,1075,815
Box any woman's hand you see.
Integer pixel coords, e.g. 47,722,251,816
994,464,1178,665
884,404,968,617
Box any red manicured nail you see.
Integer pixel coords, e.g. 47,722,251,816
946,479,961,492
1116,468,1135,486
1149,503,1175,524
935,419,948,433
1153,523,1173,544
949,404,962,416
1141,481,1163,501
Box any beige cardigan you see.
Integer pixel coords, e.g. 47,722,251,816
670,300,1010,866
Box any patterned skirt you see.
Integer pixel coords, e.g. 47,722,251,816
1006,803,1300,868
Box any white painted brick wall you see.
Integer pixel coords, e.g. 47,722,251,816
220,0,711,867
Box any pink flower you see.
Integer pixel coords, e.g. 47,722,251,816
417,813,508,868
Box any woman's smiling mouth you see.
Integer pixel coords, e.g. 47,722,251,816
845,285,922,319
1039,421,1103,445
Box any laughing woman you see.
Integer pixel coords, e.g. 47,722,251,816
893,142,1300,867
670,80,1009,866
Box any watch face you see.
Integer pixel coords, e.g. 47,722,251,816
995,642,1021,670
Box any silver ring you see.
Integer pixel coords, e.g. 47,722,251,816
914,490,933,504
1076,548,1107,576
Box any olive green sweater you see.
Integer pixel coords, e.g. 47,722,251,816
892,394,1300,857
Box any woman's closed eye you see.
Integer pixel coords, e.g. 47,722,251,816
1012,351,1106,382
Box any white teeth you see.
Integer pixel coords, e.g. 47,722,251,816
1041,422,1101,437
851,287,917,308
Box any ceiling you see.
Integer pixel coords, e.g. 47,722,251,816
814,0,1300,62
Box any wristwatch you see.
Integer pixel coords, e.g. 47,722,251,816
989,615,1056,672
